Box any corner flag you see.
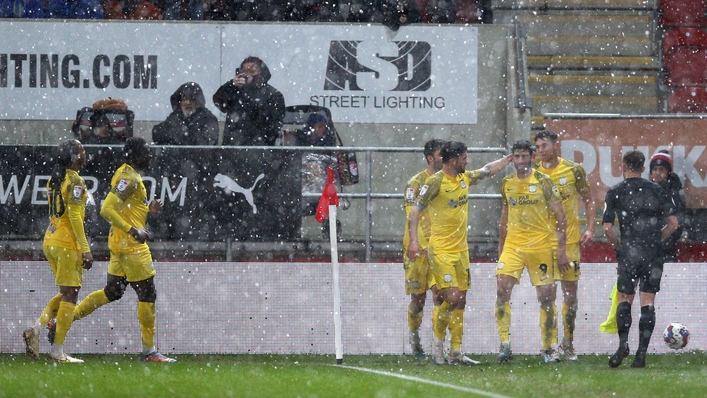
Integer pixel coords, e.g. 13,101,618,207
315,167,339,223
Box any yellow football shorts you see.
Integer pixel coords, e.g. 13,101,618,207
496,246,555,286
404,248,436,295
107,249,156,282
428,248,470,291
553,242,581,282
44,245,83,287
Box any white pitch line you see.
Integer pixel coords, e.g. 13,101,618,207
335,365,514,398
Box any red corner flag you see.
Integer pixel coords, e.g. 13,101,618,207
315,167,339,223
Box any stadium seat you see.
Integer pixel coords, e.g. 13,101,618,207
660,0,707,27
664,48,707,86
669,87,707,112
663,27,707,53
663,28,707,86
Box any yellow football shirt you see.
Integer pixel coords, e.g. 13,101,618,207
43,169,90,252
404,170,432,250
101,163,150,253
414,170,483,254
536,158,591,245
501,170,562,250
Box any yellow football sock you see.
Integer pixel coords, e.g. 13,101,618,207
540,302,558,350
74,289,110,320
562,302,576,342
448,309,465,352
408,306,423,333
495,302,511,343
434,301,453,341
138,301,156,349
53,301,75,346
599,283,619,333
432,305,440,334
38,293,62,326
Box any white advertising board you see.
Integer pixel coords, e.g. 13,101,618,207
0,21,477,124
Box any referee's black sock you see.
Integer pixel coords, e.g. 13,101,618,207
637,305,656,353
616,301,632,346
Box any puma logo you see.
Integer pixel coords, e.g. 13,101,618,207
213,173,265,214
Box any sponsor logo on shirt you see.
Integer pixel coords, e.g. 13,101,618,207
405,187,415,200
117,179,129,192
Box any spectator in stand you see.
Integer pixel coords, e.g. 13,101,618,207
101,0,162,19
0,0,45,17
128,0,162,19
649,150,686,262
294,113,335,148
380,0,421,30
162,0,203,20
44,0,103,18
213,56,285,146
82,113,124,145
152,82,219,145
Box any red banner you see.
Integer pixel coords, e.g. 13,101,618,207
545,118,707,209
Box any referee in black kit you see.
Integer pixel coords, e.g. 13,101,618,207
602,149,678,369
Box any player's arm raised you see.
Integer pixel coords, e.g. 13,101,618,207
478,154,513,178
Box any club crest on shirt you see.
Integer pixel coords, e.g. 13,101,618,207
405,187,415,200
529,185,537,193
117,179,129,192
419,185,428,196
460,180,466,189
72,185,83,199
559,177,567,186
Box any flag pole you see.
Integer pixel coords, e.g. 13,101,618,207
329,204,343,364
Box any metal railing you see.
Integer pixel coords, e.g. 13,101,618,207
294,145,508,262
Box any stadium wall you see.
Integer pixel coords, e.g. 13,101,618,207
0,21,521,247
2,261,704,356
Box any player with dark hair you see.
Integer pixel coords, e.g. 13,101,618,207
57,137,175,362
534,130,596,360
407,141,511,365
403,138,445,360
604,150,678,368
23,139,93,363
496,139,569,363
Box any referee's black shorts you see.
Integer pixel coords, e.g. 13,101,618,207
616,243,664,295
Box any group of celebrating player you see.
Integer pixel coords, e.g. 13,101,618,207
403,132,677,367
22,137,176,363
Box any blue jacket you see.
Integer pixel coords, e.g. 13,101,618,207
0,0,45,18
45,0,103,19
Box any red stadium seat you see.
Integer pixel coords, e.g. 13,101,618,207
669,87,707,112
663,28,707,53
660,0,707,27
663,28,707,86
664,47,707,86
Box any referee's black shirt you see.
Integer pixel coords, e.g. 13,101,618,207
603,177,676,247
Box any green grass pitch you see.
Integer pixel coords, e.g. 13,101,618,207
1,352,706,397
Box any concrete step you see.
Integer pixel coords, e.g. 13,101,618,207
527,55,659,70
529,73,657,96
526,34,653,56
492,0,656,10
495,11,652,36
531,94,658,114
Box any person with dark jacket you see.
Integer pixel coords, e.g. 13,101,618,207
212,56,285,146
152,82,219,145
649,150,686,261
294,113,336,148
